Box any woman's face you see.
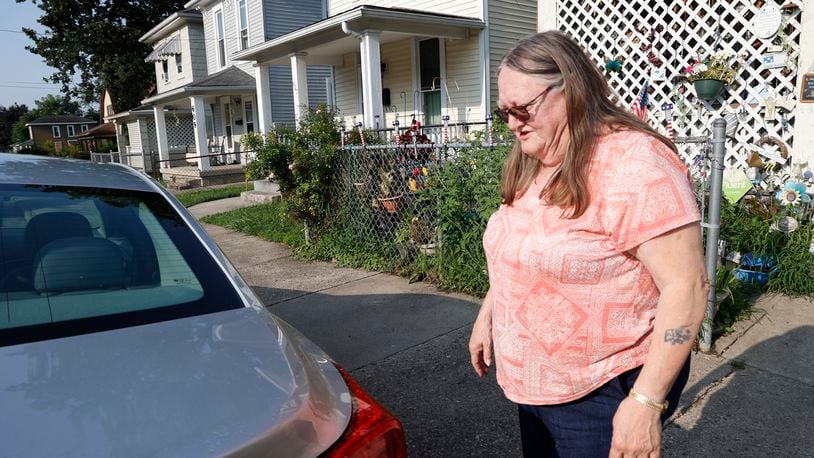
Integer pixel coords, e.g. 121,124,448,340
497,67,568,166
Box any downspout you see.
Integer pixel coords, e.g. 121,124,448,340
342,21,364,120
341,21,363,40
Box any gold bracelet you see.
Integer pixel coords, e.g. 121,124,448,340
628,388,669,413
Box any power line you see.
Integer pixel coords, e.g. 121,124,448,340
0,84,61,89
0,29,26,34
0,81,59,86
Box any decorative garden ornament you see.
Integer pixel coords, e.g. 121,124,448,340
776,182,811,206
772,216,799,234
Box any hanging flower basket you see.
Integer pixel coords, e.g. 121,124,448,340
377,194,404,213
693,78,726,101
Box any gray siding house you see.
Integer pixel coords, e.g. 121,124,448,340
109,0,329,185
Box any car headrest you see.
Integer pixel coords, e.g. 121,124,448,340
24,212,93,255
33,237,127,294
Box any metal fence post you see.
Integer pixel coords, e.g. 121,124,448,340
699,118,726,353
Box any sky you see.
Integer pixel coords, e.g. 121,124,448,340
0,1,63,109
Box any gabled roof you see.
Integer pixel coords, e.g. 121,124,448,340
26,115,96,126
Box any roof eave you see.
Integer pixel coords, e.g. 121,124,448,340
141,86,256,105
140,11,202,43
232,6,485,65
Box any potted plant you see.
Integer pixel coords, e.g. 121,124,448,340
377,169,404,213
684,51,739,101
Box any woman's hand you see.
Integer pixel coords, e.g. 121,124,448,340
468,296,493,378
609,397,662,457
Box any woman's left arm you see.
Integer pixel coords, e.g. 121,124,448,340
609,222,709,458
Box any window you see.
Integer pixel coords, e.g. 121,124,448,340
67,125,76,137
237,0,249,50
161,60,170,82
244,99,255,133
81,124,89,132
52,126,61,138
175,53,183,76
0,184,244,346
215,9,226,68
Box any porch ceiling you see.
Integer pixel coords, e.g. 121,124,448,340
232,5,485,66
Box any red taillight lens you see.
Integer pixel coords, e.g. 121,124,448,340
322,365,407,458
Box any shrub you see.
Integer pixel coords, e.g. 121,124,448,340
243,104,342,236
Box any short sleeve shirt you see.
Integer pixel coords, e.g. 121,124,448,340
482,131,700,405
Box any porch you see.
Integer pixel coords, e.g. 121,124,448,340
232,5,487,130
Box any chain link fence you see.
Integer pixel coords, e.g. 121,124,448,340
329,135,511,293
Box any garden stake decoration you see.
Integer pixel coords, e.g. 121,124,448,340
661,102,674,141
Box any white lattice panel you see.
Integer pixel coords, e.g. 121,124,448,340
556,0,801,173
166,113,195,148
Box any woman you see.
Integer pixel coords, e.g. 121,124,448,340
469,31,708,457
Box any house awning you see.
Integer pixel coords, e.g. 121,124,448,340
145,36,182,63
232,5,486,66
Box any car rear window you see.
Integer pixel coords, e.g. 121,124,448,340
0,184,244,346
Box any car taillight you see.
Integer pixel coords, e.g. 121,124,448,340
322,365,407,458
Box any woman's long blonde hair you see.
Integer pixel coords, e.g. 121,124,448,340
498,31,677,218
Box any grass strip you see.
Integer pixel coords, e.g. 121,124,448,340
176,184,251,208
200,201,306,248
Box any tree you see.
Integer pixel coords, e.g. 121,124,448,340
0,103,29,149
16,0,187,112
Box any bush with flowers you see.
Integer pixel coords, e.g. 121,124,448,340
684,50,739,84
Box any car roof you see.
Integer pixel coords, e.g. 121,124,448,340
0,153,155,192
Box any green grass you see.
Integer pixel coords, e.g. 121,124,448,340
176,184,252,208
201,201,306,248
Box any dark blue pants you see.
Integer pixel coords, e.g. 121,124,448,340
518,358,691,457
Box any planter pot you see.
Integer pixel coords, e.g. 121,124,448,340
377,194,404,213
693,78,726,101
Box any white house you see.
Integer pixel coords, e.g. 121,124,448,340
233,0,538,136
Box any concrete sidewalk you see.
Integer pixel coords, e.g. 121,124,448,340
191,198,814,457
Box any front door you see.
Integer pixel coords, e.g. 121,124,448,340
419,38,441,125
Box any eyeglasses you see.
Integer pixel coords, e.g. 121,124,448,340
494,86,555,123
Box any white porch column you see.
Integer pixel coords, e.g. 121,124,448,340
190,95,211,171
152,106,170,168
359,31,384,129
254,63,273,134
291,53,309,126
794,7,814,165
112,121,127,164
537,0,557,31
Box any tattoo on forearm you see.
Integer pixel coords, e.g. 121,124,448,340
664,326,692,345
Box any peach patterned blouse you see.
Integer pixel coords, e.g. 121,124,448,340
482,130,700,405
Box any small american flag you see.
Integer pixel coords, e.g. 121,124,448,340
631,80,650,121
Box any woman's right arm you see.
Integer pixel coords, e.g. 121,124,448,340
469,290,494,377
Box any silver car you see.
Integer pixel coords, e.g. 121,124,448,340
0,153,407,457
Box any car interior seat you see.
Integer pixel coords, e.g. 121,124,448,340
33,237,127,295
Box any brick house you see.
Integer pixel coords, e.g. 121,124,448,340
25,115,97,153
